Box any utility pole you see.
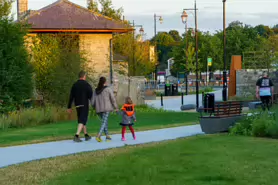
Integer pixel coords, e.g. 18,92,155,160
222,0,227,101
183,0,199,110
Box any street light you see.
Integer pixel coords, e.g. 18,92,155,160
139,27,144,35
181,10,189,95
222,0,228,101
130,20,144,76
154,14,163,81
127,21,144,96
183,0,199,111
154,14,163,37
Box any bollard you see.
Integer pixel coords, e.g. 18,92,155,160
181,93,184,105
202,92,204,105
161,93,163,106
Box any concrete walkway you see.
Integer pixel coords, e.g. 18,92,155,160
0,125,204,168
146,89,224,111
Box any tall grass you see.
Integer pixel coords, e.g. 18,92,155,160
0,106,76,130
0,104,172,131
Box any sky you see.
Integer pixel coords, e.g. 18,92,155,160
11,0,278,39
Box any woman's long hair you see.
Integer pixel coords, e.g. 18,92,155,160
96,77,106,91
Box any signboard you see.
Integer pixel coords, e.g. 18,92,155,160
207,57,212,66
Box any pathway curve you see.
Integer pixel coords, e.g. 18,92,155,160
145,89,224,111
0,125,203,168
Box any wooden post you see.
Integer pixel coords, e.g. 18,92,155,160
228,55,242,99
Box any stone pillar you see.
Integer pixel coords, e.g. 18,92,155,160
228,55,242,98
79,34,113,84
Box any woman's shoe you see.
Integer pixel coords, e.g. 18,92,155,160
95,137,102,142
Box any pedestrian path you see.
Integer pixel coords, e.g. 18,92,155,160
0,125,203,168
146,89,224,111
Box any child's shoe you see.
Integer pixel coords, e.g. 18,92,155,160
121,137,126,141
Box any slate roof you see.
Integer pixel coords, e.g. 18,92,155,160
26,0,132,33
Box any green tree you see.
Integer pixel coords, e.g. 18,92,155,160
198,32,222,72
151,32,177,70
87,0,100,13
171,42,197,75
0,19,33,112
30,34,90,105
113,33,155,76
169,30,182,42
88,0,123,20
0,0,13,19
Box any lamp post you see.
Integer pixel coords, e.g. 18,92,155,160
222,0,228,101
128,20,144,96
131,20,144,76
183,0,199,110
181,10,188,95
154,14,163,81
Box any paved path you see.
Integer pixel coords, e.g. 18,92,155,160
146,89,224,111
0,125,204,168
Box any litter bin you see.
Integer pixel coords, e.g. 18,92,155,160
171,83,178,96
203,93,215,113
165,84,172,96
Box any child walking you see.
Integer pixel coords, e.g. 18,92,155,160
120,97,136,141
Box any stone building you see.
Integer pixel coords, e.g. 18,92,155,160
18,0,132,82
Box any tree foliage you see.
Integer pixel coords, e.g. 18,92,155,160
29,34,90,106
88,0,123,20
150,31,180,70
165,20,278,77
0,19,33,113
0,0,13,19
113,33,155,76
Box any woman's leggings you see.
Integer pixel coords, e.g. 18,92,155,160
122,126,135,138
98,112,110,136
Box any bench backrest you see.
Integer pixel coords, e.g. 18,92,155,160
214,101,243,117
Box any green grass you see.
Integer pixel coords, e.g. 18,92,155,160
2,135,278,185
0,112,198,147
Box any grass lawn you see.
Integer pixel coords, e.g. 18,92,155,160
2,135,278,185
0,112,198,147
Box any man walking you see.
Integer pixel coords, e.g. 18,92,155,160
67,70,93,142
256,71,274,111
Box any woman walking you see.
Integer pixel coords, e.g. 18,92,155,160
92,77,118,142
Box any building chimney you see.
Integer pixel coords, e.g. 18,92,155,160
17,0,28,20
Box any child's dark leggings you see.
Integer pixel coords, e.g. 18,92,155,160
122,126,135,138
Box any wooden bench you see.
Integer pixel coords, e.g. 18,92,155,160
199,101,245,134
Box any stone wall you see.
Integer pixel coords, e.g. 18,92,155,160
236,69,278,97
79,34,112,83
113,74,145,105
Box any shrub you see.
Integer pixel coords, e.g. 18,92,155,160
0,106,77,130
230,108,278,138
0,18,33,111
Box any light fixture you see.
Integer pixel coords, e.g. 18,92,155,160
139,27,144,35
181,10,188,24
159,16,163,24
